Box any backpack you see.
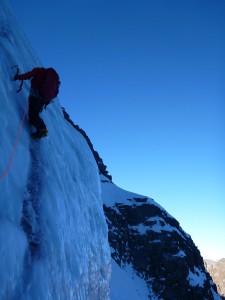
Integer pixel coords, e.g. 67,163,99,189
39,68,60,103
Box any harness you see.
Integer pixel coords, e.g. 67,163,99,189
29,88,43,99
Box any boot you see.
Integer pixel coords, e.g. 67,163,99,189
31,128,48,139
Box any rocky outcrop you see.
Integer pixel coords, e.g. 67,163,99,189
205,259,225,299
102,181,220,300
62,108,112,181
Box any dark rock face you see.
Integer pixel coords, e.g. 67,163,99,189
62,108,112,181
205,259,225,299
103,190,219,299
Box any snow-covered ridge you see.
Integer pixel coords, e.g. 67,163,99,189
0,1,110,299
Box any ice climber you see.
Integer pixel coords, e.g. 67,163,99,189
14,67,60,139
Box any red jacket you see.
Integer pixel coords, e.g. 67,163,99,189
15,68,47,89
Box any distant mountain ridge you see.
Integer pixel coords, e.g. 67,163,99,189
205,259,225,299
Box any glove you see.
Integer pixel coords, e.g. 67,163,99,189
14,75,19,81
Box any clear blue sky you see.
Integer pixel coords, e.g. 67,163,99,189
9,0,225,260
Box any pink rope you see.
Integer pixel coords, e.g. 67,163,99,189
0,100,29,180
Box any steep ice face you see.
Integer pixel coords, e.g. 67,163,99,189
0,1,110,299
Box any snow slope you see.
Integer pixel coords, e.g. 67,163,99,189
109,260,149,300
0,1,110,299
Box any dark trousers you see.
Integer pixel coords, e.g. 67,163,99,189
28,96,46,131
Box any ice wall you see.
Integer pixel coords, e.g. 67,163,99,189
0,1,110,299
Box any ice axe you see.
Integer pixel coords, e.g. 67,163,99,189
11,65,24,92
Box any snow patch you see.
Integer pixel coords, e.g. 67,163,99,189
173,249,186,258
187,267,207,288
110,260,149,300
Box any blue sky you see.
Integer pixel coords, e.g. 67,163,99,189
9,0,225,260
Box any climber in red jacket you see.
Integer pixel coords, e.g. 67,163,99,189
14,67,60,139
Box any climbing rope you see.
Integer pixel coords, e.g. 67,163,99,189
0,99,29,180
